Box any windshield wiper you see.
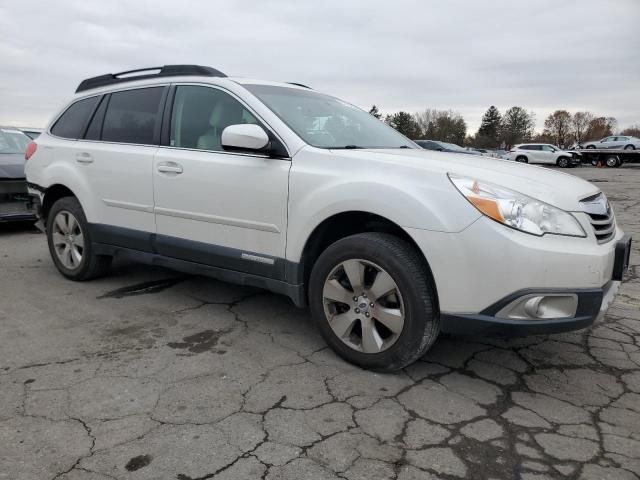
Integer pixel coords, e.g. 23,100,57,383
334,145,363,149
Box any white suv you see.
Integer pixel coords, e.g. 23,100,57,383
508,143,579,167
25,65,631,371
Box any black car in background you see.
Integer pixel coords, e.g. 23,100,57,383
415,139,480,155
0,127,36,222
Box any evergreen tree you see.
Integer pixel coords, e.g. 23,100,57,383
476,106,502,148
501,106,535,148
385,112,422,139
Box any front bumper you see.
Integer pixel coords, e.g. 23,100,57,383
407,216,630,336
440,281,619,337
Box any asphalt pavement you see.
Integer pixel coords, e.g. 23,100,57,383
1,165,639,480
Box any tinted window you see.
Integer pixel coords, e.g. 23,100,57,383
541,145,555,151
84,96,108,140
170,86,259,151
51,96,100,139
102,87,164,144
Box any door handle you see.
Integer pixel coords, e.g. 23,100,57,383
157,162,183,174
76,152,93,164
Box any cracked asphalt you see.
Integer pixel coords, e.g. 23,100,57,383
1,166,639,480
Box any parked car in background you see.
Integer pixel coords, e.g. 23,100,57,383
467,147,490,156
508,143,579,168
582,136,639,150
0,127,36,222
415,140,480,155
490,149,510,159
25,64,631,371
21,128,43,139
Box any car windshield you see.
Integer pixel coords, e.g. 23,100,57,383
244,84,415,149
0,128,30,154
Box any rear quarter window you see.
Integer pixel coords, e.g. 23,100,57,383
50,96,101,139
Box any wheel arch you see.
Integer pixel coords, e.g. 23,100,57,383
297,210,439,311
42,184,78,224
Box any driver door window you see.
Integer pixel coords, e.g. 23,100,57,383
170,86,259,152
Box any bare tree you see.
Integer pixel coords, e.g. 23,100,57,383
572,111,594,144
621,125,640,137
584,117,617,141
543,110,572,147
414,108,467,145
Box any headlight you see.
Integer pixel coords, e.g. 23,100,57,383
448,174,586,237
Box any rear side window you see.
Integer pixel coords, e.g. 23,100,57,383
51,96,101,139
102,87,164,145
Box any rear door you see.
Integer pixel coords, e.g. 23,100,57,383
74,86,167,250
152,84,291,279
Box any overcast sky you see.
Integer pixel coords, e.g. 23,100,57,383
1,0,639,133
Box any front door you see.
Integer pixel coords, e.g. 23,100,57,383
153,85,291,279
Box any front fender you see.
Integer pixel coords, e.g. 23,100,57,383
286,166,480,262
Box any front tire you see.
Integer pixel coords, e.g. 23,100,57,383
624,144,635,150
308,233,439,371
586,145,596,149
557,157,570,168
47,197,111,281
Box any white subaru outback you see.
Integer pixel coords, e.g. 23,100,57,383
25,65,631,371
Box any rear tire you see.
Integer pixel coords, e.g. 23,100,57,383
47,197,111,281
624,144,635,150
515,155,528,163
605,155,620,168
586,145,596,149
557,157,570,168
308,232,439,371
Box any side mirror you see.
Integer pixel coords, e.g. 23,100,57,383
221,124,269,153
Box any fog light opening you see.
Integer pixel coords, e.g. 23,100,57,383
496,294,578,320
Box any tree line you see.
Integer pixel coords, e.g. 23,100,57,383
369,104,639,149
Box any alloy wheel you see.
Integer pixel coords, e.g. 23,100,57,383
322,259,405,354
52,210,84,270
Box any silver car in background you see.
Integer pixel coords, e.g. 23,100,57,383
582,135,639,150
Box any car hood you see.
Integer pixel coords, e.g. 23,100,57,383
334,148,600,211
0,153,26,179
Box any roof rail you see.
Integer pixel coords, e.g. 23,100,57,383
75,65,227,93
287,82,312,89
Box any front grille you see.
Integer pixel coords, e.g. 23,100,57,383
580,193,615,243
